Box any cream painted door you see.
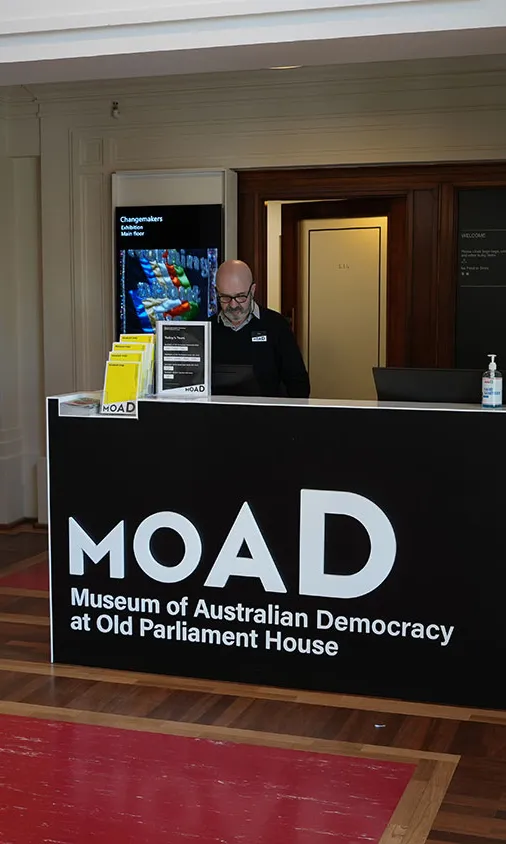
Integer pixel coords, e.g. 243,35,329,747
299,217,388,400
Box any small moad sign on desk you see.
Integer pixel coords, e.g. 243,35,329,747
156,320,210,397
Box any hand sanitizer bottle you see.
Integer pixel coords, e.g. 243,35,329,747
482,354,502,408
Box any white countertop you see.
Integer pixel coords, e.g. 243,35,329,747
142,394,506,413
49,391,506,413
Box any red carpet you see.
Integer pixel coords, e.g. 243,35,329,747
0,713,414,843
0,561,48,590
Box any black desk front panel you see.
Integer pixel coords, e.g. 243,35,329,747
48,398,504,709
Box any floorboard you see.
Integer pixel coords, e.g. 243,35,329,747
1,527,505,843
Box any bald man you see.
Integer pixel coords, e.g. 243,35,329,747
211,260,310,398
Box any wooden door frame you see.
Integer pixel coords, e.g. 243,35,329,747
237,162,506,367
281,198,407,366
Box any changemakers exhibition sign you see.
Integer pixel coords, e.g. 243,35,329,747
47,398,506,709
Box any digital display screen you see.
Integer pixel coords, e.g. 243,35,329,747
115,204,222,335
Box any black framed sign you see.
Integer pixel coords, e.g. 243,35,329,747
48,397,505,709
156,321,210,396
456,188,506,368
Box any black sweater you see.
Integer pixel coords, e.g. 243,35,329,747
211,307,310,398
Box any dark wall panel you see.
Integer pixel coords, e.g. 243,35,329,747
456,188,506,369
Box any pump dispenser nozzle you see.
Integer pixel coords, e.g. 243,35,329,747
488,354,497,373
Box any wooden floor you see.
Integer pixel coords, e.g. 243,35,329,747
1,526,506,843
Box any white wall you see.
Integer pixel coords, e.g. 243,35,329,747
4,53,506,521
14,157,43,518
0,112,42,523
0,113,23,524
30,54,506,398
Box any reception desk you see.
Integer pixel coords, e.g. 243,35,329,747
47,394,505,710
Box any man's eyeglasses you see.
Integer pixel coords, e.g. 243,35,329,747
217,282,254,305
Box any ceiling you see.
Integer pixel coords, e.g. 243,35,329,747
1,26,506,88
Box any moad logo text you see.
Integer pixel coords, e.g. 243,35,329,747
69,490,396,599
101,401,137,414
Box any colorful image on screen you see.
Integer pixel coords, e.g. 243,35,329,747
119,247,218,334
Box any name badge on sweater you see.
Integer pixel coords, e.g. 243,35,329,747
251,331,267,343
